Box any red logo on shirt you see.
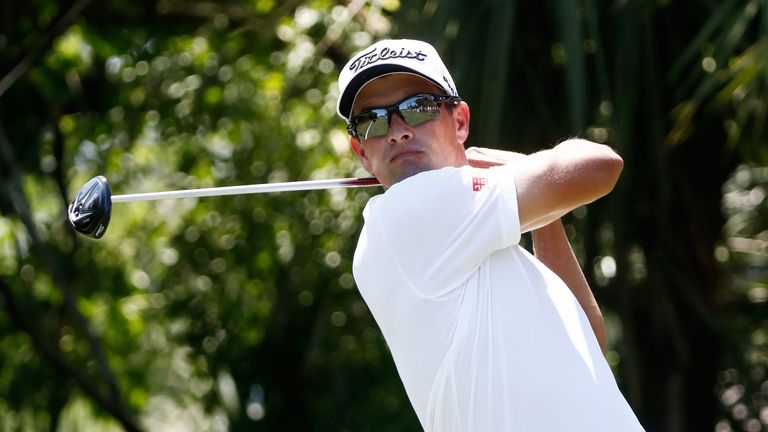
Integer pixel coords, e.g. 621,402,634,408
472,177,488,192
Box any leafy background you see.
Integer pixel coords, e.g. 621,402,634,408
0,0,766,431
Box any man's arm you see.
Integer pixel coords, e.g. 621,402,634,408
468,139,623,232
532,219,607,352
510,139,623,232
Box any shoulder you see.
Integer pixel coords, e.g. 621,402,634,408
362,164,518,224
383,165,514,198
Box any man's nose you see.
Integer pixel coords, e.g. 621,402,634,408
387,113,413,144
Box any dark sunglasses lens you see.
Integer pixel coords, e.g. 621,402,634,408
400,96,441,127
355,109,389,139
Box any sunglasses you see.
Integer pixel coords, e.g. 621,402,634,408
347,93,461,140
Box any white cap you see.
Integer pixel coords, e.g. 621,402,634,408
336,39,458,121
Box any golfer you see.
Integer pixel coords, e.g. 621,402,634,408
337,39,644,431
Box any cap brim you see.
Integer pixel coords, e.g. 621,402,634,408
338,64,444,120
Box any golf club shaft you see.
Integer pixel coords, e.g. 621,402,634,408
111,177,381,203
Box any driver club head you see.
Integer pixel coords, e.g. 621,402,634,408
67,176,112,239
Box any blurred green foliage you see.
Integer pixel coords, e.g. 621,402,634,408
0,0,767,431
1,1,418,430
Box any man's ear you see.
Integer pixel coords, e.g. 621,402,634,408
350,137,374,174
454,101,470,145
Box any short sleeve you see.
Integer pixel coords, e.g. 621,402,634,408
361,165,520,298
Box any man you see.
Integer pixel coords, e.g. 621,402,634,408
337,39,644,431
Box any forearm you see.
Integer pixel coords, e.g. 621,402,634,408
532,219,607,352
465,147,526,168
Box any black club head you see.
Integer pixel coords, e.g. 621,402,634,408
67,176,112,239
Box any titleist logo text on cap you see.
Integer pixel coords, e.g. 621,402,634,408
349,47,428,72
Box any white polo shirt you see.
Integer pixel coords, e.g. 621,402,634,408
353,165,644,431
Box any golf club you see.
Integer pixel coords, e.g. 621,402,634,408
67,175,381,239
